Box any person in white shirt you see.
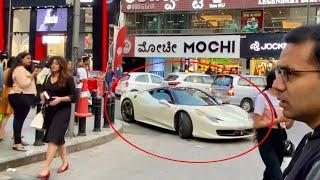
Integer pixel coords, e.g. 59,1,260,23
253,69,294,180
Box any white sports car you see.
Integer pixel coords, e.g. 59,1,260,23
120,87,254,139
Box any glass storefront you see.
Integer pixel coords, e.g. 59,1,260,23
12,10,31,56
250,58,277,76
125,6,320,35
263,7,317,32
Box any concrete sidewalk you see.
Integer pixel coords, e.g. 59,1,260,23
0,108,123,172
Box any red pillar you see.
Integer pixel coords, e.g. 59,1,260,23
102,0,108,72
0,0,5,51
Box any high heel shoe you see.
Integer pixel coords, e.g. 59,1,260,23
57,164,68,173
36,171,50,179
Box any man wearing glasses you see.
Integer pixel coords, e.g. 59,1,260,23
273,25,320,180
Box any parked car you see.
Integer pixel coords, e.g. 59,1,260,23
115,72,164,96
120,87,254,139
164,73,214,94
210,75,266,112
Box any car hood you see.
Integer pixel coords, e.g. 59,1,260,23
190,104,250,122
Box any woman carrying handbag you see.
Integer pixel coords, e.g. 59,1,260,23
36,56,76,179
253,69,294,180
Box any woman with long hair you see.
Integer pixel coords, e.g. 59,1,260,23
253,69,294,180
0,57,15,140
8,52,38,151
37,56,76,179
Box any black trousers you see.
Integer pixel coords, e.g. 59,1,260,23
256,128,286,180
8,94,34,144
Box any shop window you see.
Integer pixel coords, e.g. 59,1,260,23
80,7,93,32
264,7,309,32
11,33,29,56
79,33,93,50
192,10,241,33
13,10,30,32
241,11,263,33
163,13,190,33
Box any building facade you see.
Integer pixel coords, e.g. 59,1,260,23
122,0,320,76
5,0,114,71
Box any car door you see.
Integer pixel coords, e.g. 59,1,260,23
134,74,151,91
233,77,253,105
150,74,164,89
140,89,175,129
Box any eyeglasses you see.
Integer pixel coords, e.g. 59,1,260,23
275,68,320,82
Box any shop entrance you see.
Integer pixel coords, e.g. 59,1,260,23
45,35,67,57
35,33,67,60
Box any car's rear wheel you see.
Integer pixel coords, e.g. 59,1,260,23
240,98,253,112
178,112,193,139
121,99,135,123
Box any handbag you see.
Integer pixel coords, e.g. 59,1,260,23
30,107,44,130
263,92,296,157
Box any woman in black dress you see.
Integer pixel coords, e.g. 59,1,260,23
37,56,76,178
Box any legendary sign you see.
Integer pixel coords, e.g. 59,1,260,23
135,36,240,58
258,0,319,5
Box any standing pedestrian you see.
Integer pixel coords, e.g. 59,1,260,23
254,69,293,180
0,57,15,141
272,25,320,180
7,52,38,151
105,66,114,90
36,56,76,178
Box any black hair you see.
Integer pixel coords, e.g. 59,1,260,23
284,24,320,67
7,52,32,87
82,56,89,62
7,56,15,69
0,51,8,61
264,69,276,91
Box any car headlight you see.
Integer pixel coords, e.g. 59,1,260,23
195,109,224,123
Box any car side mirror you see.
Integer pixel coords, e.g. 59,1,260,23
159,99,171,107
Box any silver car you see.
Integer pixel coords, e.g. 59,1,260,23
210,75,266,112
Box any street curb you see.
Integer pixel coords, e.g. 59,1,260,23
0,121,123,172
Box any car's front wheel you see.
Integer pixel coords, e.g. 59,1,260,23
121,99,135,123
240,98,253,112
178,112,193,139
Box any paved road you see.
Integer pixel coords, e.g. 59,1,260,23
0,100,311,180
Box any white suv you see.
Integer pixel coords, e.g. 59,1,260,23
210,75,266,112
115,72,164,96
164,73,214,94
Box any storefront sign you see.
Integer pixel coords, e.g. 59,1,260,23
241,33,286,58
125,0,178,11
135,36,240,58
250,41,287,51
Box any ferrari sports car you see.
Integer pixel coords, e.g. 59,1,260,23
120,87,254,139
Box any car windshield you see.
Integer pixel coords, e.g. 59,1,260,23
173,88,217,106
